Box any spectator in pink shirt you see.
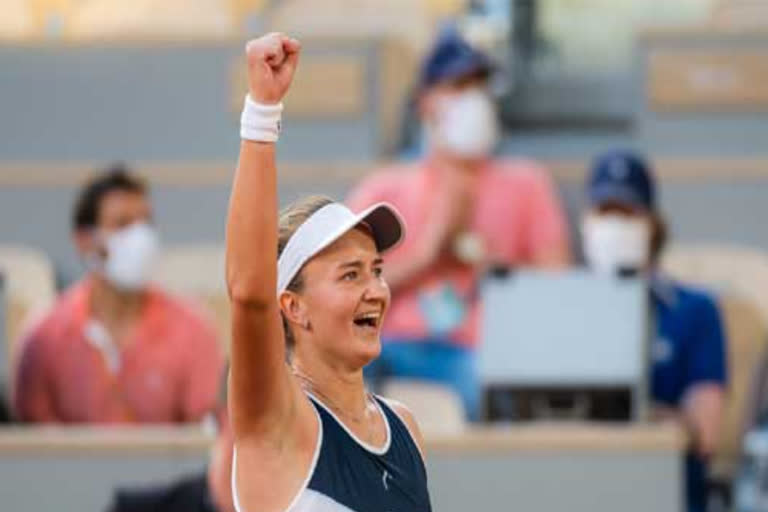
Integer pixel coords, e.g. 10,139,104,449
347,29,570,420
13,165,224,423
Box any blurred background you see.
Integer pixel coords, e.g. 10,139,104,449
3,1,768,512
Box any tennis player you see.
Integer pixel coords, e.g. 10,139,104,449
227,33,432,512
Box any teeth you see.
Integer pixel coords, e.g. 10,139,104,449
354,311,381,328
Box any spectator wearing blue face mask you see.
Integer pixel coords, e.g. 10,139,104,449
582,150,728,512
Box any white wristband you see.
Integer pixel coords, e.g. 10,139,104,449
240,95,283,142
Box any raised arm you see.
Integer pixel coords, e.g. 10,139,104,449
226,34,301,439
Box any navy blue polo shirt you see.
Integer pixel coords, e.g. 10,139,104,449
651,276,728,512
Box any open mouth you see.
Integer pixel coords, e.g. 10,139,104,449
353,311,382,329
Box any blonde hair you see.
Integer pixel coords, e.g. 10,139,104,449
277,195,335,350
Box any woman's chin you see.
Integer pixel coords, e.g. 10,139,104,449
348,334,381,367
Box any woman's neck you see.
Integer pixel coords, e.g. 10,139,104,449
291,350,388,448
291,356,369,420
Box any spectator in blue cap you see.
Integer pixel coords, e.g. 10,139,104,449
416,24,498,159
582,150,660,275
348,27,570,420
582,150,728,512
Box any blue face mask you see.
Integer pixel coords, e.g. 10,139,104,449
418,283,467,336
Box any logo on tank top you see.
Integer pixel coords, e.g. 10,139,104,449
382,469,392,491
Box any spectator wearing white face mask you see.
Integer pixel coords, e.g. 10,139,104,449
348,27,570,420
13,165,224,424
582,151,728,512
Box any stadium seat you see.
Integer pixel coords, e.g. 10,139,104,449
68,0,236,39
711,294,768,479
0,245,56,375
151,244,230,353
662,245,768,480
380,379,466,436
661,243,768,324
0,0,35,39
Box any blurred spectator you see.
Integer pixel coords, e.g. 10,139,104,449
13,165,224,423
582,150,727,512
348,27,570,420
107,375,234,512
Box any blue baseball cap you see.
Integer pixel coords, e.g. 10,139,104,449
587,151,657,211
418,26,494,91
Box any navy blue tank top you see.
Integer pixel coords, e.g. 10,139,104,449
302,394,432,512
232,394,432,512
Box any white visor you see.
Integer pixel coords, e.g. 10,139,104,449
277,202,405,294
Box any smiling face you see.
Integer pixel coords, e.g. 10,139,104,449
280,226,390,371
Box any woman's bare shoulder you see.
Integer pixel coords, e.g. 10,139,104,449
380,397,426,459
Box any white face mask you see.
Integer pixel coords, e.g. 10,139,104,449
582,214,650,276
429,88,499,159
95,222,160,291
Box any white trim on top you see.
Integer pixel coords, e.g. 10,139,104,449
306,392,392,456
231,403,324,512
378,396,427,466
